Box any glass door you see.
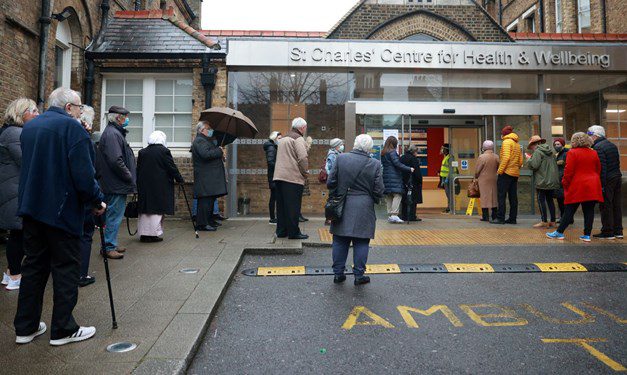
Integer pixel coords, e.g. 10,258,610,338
448,127,482,214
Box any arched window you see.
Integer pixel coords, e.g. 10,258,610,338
403,33,439,41
55,20,72,88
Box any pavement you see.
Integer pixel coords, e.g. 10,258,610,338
0,213,624,374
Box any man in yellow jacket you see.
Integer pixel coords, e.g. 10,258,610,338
492,126,523,224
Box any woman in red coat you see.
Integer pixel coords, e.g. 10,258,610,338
547,132,603,242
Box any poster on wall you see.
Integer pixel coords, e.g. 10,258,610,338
382,129,399,143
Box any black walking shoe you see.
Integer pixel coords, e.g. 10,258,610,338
288,233,309,240
490,219,505,225
615,233,624,239
592,233,616,240
354,276,371,285
140,235,163,243
333,275,346,284
208,220,222,227
196,225,217,232
504,219,517,224
78,276,95,287
298,215,309,222
213,214,228,221
269,218,277,224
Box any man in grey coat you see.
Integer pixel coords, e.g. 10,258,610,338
96,106,136,259
327,134,384,286
191,122,227,231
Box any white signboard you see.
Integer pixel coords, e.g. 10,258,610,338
382,129,399,143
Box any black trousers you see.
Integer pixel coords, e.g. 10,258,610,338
268,185,277,220
80,214,95,278
556,195,565,218
537,189,556,223
6,229,24,275
14,217,80,339
497,174,518,221
557,201,596,236
600,176,623,235
481,208,498,221
400,194,417,221
275,181,303,238
196,196,216,227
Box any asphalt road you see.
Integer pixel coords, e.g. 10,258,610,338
188,244,627,374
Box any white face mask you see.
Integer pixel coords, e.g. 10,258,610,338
339,145,344,152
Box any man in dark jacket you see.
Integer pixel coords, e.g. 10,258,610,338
263,131,281,224
588,125,623,239
15,87,105,346
192,122,227,231
96,106,137,259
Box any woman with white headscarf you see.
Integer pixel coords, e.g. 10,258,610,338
136,131,184,242
474,140,499,222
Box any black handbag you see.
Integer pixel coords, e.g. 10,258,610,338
324,160,367,223
124,195,138,236
404,181,414,206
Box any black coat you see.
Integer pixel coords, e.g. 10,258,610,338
263,140,277,184
0,124,22,230
137,144,183,215
400,153,423,204
192,133,227,198
96,122,137,195
555,148,569,199
381,150,411,194
593,137,621,187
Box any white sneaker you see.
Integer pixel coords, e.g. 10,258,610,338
1,272,9,285
391,215,404,223
16,322,47,344
5,277,20,290
388,216,396,223
49,326,96,346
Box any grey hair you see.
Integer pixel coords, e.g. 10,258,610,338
291,117,307,129
571,132,593,148
353,134,374,152
482,140,495,151
3,98,37,126
148,130,167,146
106,113,124,123
80,105,95,126
587,125,605,138
196,121,208,133
48,87,80,108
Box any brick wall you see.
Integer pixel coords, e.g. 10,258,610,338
501,0,537,31
605,0,627,33
328,3,511,42
369,11,474,40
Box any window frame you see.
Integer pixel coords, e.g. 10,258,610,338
101,73,194,150
54,20,72,88
555,0,563,32
577,0,591,33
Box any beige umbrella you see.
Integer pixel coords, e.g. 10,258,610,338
199,107,258,145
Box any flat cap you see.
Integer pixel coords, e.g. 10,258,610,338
108,105,129,115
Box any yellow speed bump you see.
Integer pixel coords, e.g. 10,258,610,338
257,266,306,276
534,263,587,272
365,264,401,274
444,263,495,273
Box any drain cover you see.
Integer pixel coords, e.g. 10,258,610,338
179,268,200,274
106,342,137,353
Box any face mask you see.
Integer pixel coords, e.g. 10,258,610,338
554,145,563,152
122,117,130,128
206,129,214,137
339,145,344,152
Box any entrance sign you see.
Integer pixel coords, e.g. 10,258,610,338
228,39,627,71
460,160,469,170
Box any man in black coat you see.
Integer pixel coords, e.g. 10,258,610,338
400,145,423,222
588,125,623,239
192,122,227,231
263,131,281,224
96,106,137,259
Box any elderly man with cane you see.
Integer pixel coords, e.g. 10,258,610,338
14,87,105,346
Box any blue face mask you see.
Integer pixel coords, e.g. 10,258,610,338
122,117,130,128
206,129,214,137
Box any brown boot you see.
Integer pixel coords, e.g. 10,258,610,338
105,250,124,259
532,222,549,228
115,246,127,253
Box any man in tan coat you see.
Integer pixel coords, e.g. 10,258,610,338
273,117,309,239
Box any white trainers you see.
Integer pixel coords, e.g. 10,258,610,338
49,326,96,346
16,322,47,344
390,215,404,224
1,272,9,285
6,277,20,291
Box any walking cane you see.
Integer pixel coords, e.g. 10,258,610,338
96,213,118,329
180,183,199,238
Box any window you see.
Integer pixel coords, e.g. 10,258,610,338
525,14,535,32
506,20,519,32
578,0,591,32
102,75,194,148
555,0,563,32
54,20,72,88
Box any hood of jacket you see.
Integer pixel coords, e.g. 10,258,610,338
535,143,553,156
502,132,519,142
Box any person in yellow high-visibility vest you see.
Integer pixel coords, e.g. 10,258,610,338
439,143,456,213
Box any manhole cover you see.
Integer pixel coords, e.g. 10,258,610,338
106,342,137,353
179,268,200,274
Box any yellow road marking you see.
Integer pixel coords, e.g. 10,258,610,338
365,264,401,274
257,266,305,276
534,263,587,272
341,306,395,330
444,263,494,273
579,302,627,324
541,338,626,371
521,303,595,324
397,305,464,328
459,304,529,327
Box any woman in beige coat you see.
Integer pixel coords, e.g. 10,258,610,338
475,140,500,222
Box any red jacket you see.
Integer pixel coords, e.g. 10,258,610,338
562,147,604,205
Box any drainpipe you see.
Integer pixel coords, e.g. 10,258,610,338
201,54,218,108
498,0,503,26
601,0,607,32
85,0,110,106
538,0,545,32
36,0,52,110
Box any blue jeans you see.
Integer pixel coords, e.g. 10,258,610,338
332,235,370,277
103,194,126,252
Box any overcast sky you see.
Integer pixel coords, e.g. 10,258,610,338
201,0,358,31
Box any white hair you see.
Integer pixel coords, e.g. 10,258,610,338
48,87,80,108
3,98,37,126
196,121,208,133
291,117,307,129
106,113,124,124
353,134,373,152
148,130,167,146
80,105,95,126
269,131,280,141
587,125,605,138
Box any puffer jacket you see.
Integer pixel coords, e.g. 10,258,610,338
0,124,22,230
381,150,411,194
263,140,277,182
592,137,621,187
498,133,523,177
526,143,560,190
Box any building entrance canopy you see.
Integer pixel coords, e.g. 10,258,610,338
227,39,627,72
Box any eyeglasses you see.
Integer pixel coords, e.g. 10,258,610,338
67,103,85,111
24,108,39,115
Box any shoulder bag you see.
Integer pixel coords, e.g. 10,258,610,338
324,158,368,223
124,194,138,236
467,179,480,198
